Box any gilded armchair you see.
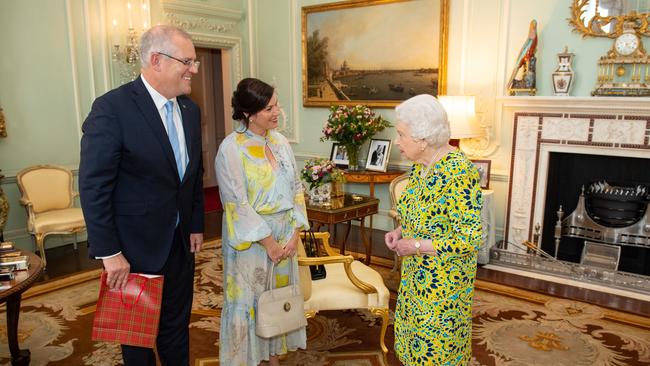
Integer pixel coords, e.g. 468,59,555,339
16,165,86,268
388,173,409,271
298,231,390,357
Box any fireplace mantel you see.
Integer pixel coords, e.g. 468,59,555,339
503,97,650,251
498,96,650,113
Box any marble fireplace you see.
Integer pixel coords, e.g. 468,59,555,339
497,97,650,294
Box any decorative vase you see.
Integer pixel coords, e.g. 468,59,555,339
552,46,575,96
308,183,331,203
344,144,362,171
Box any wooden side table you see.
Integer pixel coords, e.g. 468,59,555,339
0,251,44,365
343,170,406,197
343,170,405,261
306,193,379,264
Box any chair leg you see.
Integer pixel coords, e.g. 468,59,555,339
35,234,47,269
370,307,390,356
73,233,78,251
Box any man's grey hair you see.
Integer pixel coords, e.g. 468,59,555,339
395,94,450,148
140,25,192,68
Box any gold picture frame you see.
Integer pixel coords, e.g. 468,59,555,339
471,159,491,190
301,0,449,108
0,107,6,138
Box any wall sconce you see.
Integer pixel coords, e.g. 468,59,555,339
110,1,149,85
438,95,483,146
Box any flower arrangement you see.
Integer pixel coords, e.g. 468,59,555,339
301,158,345,189
320,105,391,169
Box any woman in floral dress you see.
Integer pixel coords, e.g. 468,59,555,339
384,94,483,365
215,78,309,366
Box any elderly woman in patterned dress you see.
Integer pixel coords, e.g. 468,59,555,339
215,78,309,366
384,94,483,365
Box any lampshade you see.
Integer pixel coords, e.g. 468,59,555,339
438,96,483,139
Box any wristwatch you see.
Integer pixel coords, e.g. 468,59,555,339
414,241,421,256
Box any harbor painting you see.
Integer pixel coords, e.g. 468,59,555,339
302,0,449,107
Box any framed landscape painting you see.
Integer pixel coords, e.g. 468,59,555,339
301,0,449,108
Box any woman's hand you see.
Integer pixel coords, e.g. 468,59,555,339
265,243,285,264
395,238,418,256
259,236,285,264
384,227,402,252
282,231,299,258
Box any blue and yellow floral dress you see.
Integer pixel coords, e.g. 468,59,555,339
395,149,483,365
215,129,309,366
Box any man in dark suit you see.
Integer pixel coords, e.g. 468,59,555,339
79,25,204,365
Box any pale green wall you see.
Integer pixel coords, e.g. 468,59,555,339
251,0,638,238
1,0,642,251
0,0,248,250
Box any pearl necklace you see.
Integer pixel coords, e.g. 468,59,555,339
420,145,453,178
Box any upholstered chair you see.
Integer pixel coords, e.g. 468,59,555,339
388,173,409,271
298,231,390,357
16,165,86,268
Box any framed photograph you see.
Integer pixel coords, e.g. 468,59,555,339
301,0,449,108
330,142,349,168
365,139,392,172
471,159,491,189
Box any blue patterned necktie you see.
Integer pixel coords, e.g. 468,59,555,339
164,100,185,179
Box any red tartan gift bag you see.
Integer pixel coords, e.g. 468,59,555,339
92,272,164,348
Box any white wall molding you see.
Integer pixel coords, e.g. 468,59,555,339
162,0,243,20
64,0,84,142
189,33,243,91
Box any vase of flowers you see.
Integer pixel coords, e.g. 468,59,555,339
301,158,345,202
321,105,391,171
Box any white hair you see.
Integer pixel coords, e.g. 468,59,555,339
395,94,450,147
139,25,192,68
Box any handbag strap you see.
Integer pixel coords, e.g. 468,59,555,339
303,229,320,257
119,274,148,309
266,259,297,294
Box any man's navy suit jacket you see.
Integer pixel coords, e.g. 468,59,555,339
79,77,204,273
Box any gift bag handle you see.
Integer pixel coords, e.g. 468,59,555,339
265,260,299,299
118,274,148,309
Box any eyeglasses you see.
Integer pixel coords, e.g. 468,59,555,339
156,52,200,70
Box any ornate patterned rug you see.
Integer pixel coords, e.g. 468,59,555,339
0,240,648,366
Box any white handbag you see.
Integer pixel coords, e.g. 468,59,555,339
255,260,307,338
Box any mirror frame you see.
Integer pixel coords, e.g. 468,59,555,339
569,0,650,38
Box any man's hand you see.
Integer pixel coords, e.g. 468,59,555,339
190,233,204,253
102,254,131,289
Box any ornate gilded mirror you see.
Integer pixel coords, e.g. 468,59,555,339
570,0,650,38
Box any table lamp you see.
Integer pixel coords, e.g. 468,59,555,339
438,96,483,147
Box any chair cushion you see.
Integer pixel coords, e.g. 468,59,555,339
20,168,72,213
33,208,85,234
304,260,390,311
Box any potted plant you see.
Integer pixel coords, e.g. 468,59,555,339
320,105,391,171
301,158,345,202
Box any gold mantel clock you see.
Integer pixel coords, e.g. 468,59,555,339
593,23,650,96
569,0,650,96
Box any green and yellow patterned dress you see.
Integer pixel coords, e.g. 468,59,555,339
395,149,483,365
